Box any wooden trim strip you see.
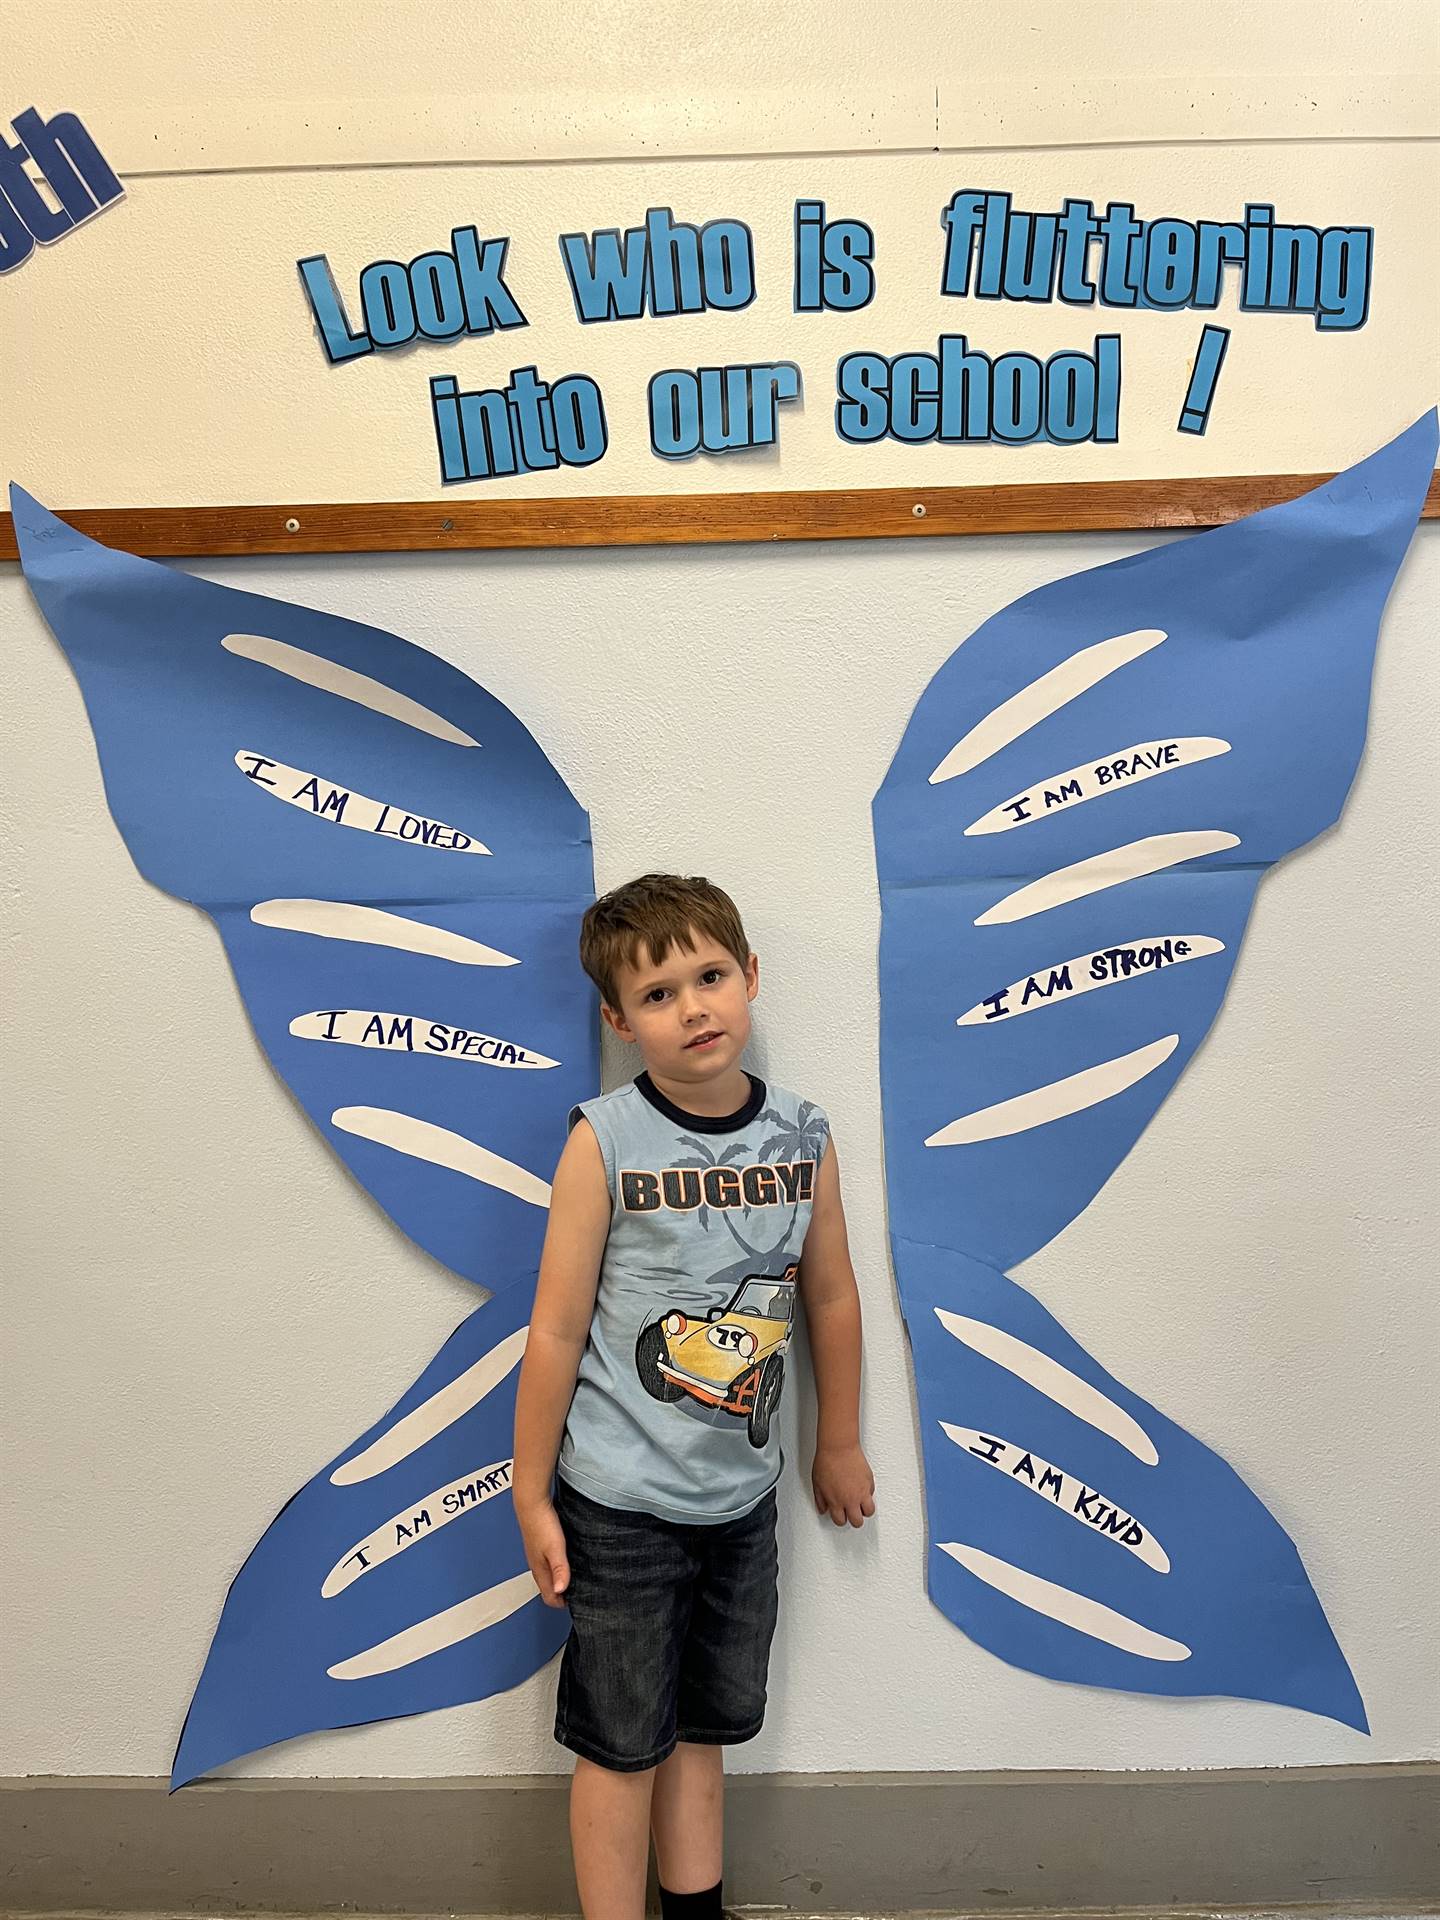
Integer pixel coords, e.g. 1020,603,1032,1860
3,472,1437,561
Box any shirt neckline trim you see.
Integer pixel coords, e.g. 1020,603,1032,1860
635,1070,767,1134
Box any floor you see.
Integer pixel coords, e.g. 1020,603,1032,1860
11,1907,1438,1919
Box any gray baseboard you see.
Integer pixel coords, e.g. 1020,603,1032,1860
2,1766,1436,1914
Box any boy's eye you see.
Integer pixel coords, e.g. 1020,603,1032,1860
701,968,724,985
645,987,670,1004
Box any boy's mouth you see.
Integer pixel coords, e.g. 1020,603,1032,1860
684,1030,723,1050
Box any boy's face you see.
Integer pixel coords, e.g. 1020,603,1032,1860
602,930,759,1092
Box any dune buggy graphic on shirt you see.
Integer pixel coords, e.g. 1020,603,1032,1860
635,1264,798,1449
558,1079,829,1519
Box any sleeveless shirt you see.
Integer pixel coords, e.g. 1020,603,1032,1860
557,1072,830,1523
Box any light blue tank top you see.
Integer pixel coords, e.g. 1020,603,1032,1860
558,1073,830,1523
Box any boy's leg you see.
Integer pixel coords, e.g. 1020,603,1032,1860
570,1756,656,1920
657,1492,780,1911
553,1482,702,1918
650,1739,724,1893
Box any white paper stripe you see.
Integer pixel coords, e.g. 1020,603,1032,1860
322,1459,515,1594
223,633,479,746
929,629,1166,785
939,1423,1169,1572
327,1570,540,1680
331,1107,552,1208
235,752,490,855
330,1327,529,1486
252,899,518,966
292,1009,557,1069
937,1542,1190,1661
965,737,1231,835
934,1310,1159,1465
925,1035,1178,1146
958,937,1224,1026
974,831,1240,926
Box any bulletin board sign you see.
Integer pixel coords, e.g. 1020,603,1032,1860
1,108,1437,552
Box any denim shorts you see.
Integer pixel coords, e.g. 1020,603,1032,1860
553,1476,780,1773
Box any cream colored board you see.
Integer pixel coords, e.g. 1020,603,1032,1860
2,147,1434,505
4,1,1436,167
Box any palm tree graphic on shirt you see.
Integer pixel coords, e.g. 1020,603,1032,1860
670,1100,828,1262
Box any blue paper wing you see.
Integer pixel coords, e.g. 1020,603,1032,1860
874,414,1436,1729
170,1281,567,1788
14,490,597,1777
13,487,596,1288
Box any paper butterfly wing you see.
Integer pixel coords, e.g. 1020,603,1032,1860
906,1249,1367,1727
14,491,598,1777
170,1279,567,1788
13,486,596,1288
874,413,1436,1728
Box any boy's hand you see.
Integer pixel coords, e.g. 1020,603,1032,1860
517,1497,571,1607
812,1443,876,1528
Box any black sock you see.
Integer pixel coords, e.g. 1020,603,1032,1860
658,1880,723,1920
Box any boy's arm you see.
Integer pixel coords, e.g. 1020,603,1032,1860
798,1140,876,1528
512,1116,611,1605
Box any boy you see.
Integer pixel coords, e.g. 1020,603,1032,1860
513,873,874,1920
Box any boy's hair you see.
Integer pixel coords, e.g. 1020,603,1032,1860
580,873,750,1009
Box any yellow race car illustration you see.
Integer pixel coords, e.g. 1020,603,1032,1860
636,1264,798,1448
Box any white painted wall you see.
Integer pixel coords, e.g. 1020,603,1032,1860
1,1,1436,1780
4,525,1436,1777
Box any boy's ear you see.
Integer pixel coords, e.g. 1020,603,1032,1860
600,1000,636,1043
745,951,760,1001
